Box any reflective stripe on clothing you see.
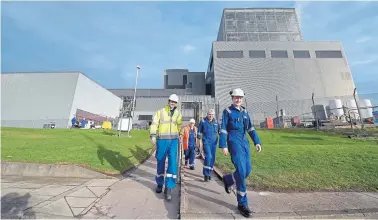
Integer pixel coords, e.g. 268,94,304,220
149,105,182,140
203,165,213,170
166,173,177,178
237,191,246,197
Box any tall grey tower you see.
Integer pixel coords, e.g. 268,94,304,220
217,8,302,42
208,8,355,125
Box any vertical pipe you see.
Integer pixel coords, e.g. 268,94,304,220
128,66,140,137
312,93,318,130
353,88,364,129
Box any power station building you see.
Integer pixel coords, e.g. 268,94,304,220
110,8,357,125
1,72,122,128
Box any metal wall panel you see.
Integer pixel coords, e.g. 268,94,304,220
212,41,356,123
1,72,78,128
109,89,188,97
69,73,122,121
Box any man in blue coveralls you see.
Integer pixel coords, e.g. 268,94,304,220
219,88,262,218
198,109,219,182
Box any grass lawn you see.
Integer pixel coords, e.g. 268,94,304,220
215,128,378,192
1,127,153,174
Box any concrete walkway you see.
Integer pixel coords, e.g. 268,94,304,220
181,158,378,219
1,175,120,219
80,153,180,219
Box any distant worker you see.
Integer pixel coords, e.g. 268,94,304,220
71,116,77,128
81,118,87,128
180,118,198,170
219,88,262,218
198,109,219,182
150,94,182,201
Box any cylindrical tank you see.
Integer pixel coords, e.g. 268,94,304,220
280,109,286,117
328,99,344,117
359,99,373,119
346,99,359,118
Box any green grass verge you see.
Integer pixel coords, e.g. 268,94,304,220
1,127,153,174
215,129,378,192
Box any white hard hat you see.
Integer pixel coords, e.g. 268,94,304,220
230,88,245,97
168,94,179,102
189,118,195,124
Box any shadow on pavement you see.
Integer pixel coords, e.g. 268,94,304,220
185,189,236,211
1,192,35,219
185,181,221,195
121,155,179,219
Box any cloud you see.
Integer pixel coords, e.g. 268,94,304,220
351,56,378,66
182,44,196,53
356,36,371,44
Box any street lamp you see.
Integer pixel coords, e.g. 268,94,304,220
128,65,141,137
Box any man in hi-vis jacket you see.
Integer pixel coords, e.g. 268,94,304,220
150,94,182,201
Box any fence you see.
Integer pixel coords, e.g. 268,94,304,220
258,90,378,131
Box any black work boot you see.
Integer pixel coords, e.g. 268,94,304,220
222,177,231,194
238,205,253,218
209,176,212,181
204,176,209,182
190,166,195,170
164,188,172,201
155,184,163,193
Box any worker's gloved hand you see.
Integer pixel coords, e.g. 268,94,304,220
222,148,228,156
151,137,156,146
255,144,262,153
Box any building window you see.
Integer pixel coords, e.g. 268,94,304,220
293,50,311,58
217,51,244,58
183,75,187,85
271,50,288,58
249,50,266,58
315,50,343,58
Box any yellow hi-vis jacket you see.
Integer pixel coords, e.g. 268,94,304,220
150,105,182,140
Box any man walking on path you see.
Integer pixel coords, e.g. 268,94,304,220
150,94,182,201
198,109,219,182
219,88,262,218
180,118,198,170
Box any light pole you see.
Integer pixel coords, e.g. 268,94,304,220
128,65,141,137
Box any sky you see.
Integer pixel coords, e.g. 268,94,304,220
1,1,378,94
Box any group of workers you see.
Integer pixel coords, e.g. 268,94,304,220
149,89,262,218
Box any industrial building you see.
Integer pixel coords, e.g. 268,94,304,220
207,8,356,124
1,72,122,128
110,8,359,126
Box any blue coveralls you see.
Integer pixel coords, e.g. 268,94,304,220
81,119,86,128
71,117,76,127
198,117,219,177
155,109,178,189
220,104,261,207
184,128,197,168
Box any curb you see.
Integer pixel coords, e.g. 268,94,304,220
179,158,186,219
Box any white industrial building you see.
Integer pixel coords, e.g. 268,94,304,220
1,72,122,128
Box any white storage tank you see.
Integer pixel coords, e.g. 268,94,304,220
346,99,359,118
328,99,344,117
359,99,373,119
